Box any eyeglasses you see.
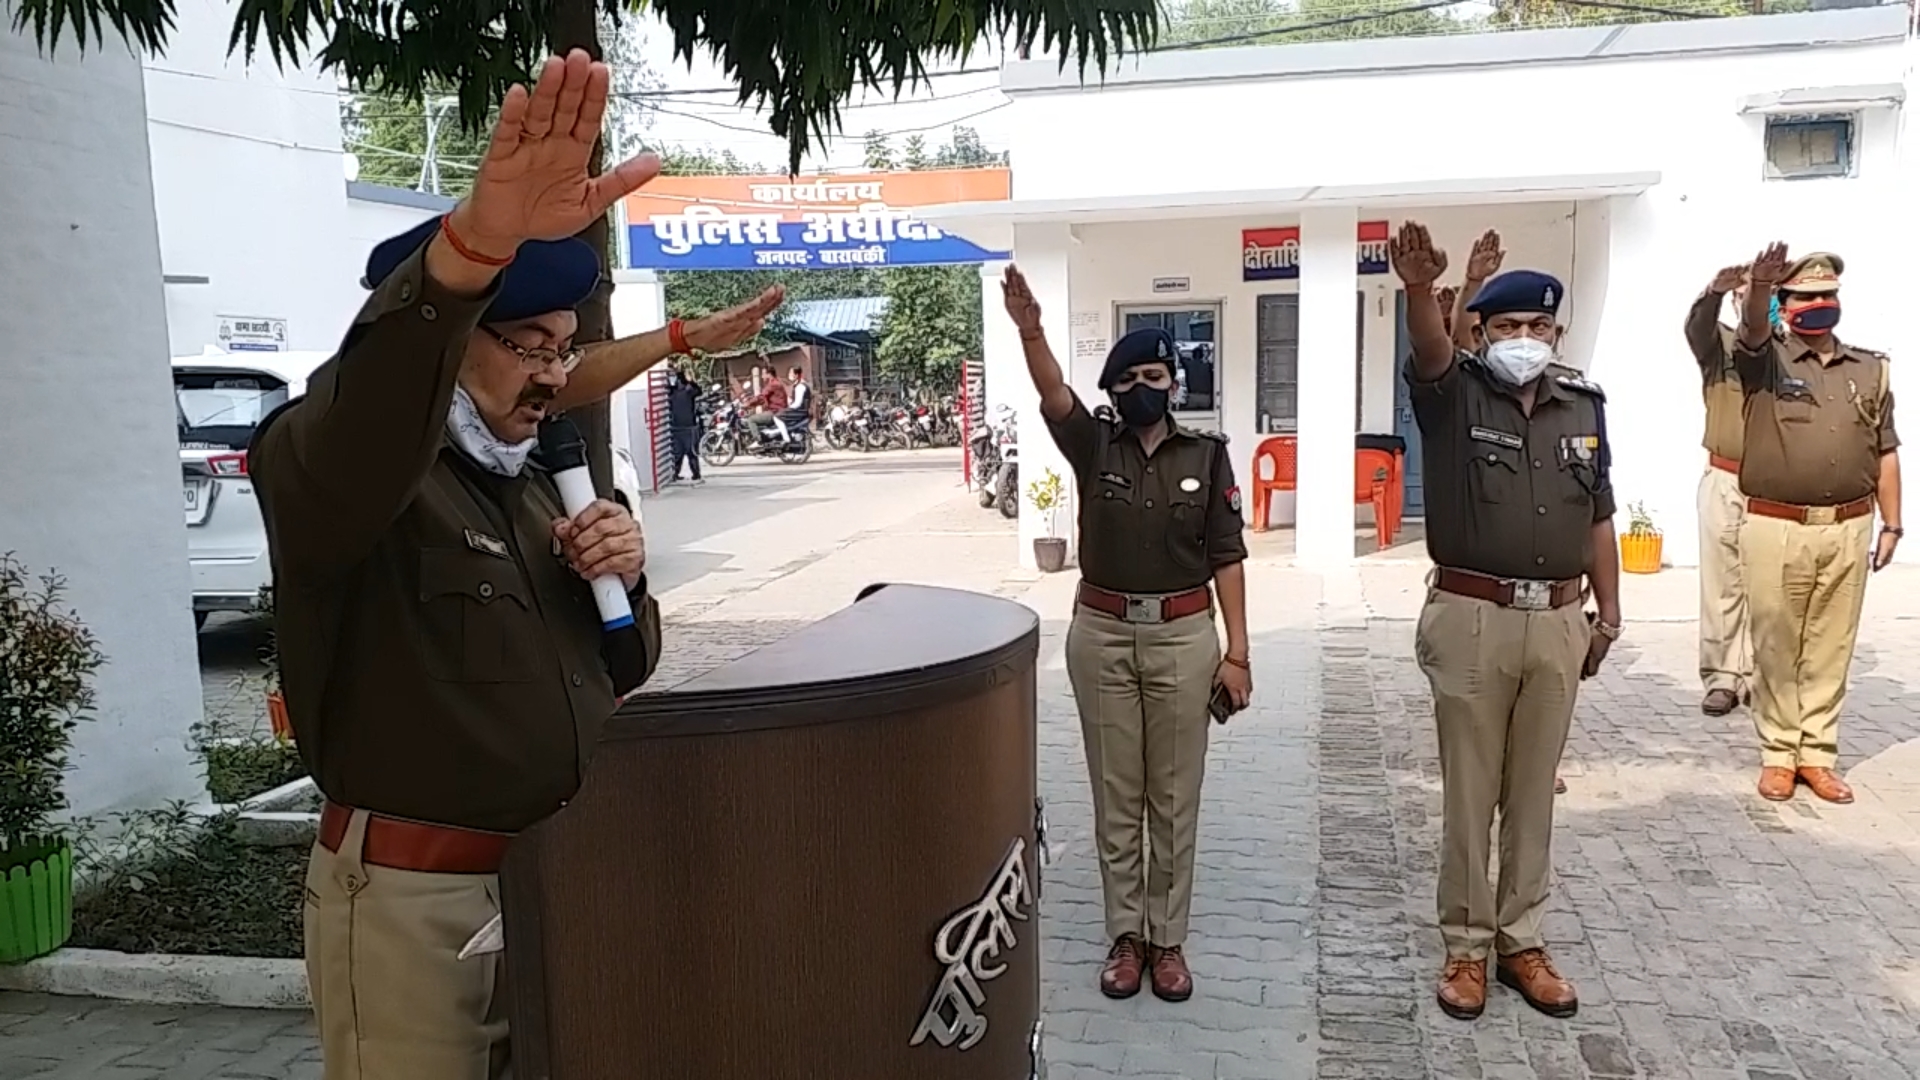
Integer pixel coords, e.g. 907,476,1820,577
483,326,583,374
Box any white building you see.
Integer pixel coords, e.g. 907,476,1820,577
927,6,1920,569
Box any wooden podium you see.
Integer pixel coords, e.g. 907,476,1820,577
501,583,1046,1080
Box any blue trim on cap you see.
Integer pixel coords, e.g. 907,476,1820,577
364,217,602,324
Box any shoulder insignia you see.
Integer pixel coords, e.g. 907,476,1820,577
1553,371,1606,401
1092,404,1119,424
1196,429,1230,445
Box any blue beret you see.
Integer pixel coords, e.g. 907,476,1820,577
363,216,602,325
1098,327,1178,390
1465,270,1564,320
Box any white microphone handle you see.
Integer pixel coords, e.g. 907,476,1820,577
553,466,635,630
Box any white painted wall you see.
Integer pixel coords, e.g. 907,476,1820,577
1,28,204,820
997,12,1917,565
343,195,440,266
145,0,364,356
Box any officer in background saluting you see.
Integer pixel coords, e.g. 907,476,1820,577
1389,223,1622,1024
1733,245,1902,804
1684,262,1759,717
999,266,1253,1005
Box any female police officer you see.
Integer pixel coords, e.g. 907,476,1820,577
1000,266,1253,1003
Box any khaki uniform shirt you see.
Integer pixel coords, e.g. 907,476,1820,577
1045,394,1248,595
251,240,663,834
1683,290,1745,461
1733,334,1898,507
1407,354,1617,581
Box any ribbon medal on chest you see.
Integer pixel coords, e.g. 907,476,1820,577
1557,434,1599,466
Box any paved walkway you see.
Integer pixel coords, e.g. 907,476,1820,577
16,491,1920,1078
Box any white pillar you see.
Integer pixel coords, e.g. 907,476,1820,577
1008,224,1077,570
608,269,667,464
1295,207,1360,567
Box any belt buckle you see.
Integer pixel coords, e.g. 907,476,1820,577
1804,505,1838,526
1123,596,1163,624
1509,579,1552,611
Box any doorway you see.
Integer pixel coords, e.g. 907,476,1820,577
1392,290,1425,517
1116,303,1220,428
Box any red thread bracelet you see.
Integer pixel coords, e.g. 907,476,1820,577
439,215,515,268
668,317,691,355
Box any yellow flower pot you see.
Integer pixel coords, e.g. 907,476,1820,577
1620,531,1663,574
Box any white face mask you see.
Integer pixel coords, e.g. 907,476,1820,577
446,384,536,477
1482,337,1556,386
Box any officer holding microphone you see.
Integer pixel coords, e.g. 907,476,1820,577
251,50,775,1080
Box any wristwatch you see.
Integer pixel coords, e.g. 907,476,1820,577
1883,525,1905,538
1592,618,1622,641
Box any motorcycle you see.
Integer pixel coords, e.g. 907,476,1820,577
976,408,1019,519
700,400,814,466
971,404,1014,508
823,403,858,451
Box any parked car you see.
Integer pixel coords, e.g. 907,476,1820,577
175,349,330,631
613,445,645,525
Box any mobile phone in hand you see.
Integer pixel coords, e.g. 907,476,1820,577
1209,683,1235,724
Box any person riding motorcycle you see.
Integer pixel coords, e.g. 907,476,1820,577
746,370,791,445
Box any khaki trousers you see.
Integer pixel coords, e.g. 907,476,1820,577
305,810,512,1080
1696,465,1752,696
1739,512,1872,769
1415,590,1586,960
1064,602,1220,948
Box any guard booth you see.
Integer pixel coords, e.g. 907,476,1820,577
500,584,1046,1080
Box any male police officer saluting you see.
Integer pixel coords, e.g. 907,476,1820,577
1389,222,1622,1023
1733,245,1902,804
1000,266,1253,1003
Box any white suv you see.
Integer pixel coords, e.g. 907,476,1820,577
177,350,646,632
176,350,330,630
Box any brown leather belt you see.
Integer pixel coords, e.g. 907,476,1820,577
1432,567,1585,611
1745,495,1873,526
1076,582,1212,624
1709,454,1740,474
319,801,513,875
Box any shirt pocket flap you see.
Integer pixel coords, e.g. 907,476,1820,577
419,547,530,607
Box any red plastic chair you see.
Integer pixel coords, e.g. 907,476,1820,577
1251,436,1297,532
1355,448,1399,547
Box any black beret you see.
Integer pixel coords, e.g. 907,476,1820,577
1098,327,1178,391
1465,270,1564,320
364,216,602,325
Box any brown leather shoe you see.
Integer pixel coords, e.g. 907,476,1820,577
1147,944,1193,1002
1798,767,1855,804
1496,949,1578,1018
1757,766,1796,801
1436,956,1486,1020
1099,934,1147,999
1702,688,1739,716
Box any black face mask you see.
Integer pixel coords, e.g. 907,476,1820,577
1113,384,1171,428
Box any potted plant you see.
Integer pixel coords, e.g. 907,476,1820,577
1620,501,1663,574
0,553,105,964
1028,469,1069,573
256,585,291,744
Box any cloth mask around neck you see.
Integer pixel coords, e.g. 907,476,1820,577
446,384,537,477
1482,336,1556,386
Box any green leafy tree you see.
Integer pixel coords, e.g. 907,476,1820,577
862,130,897,170
17,0,1159,493
1159,0,1458,46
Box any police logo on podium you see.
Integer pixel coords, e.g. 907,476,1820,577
910,837,1034,1051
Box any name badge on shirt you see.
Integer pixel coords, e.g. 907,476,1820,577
465,529,510,560
1098,472,1132,490
1469,426,1524,450
1779,376,1815,402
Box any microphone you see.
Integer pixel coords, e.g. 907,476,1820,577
538,415,635,632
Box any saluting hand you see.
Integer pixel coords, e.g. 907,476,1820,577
554,499,646,591
1708,264,1748,295
1748,242,1791,287
1388,222,1448,289
1001,265,1044,333
1464,229,1504,281
685,286,786,352
454,50,664,257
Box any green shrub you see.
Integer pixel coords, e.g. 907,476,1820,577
0,554,105,846
202,740,308,805
71,804,304,958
